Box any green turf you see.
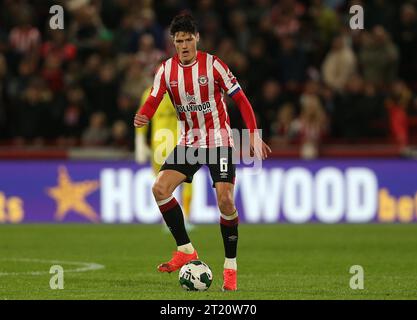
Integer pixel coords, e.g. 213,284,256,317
1,224,417,300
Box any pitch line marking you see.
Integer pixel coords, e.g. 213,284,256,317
0,258,105,276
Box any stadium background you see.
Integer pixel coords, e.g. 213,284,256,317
1,0,417,300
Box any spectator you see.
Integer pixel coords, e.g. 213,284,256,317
60,86,90,146
87,62,120,118
231,52,249,85
290,94,328,159
256,79,283,140
96,28,115,59
216,37,240,68
254,12,279,57
228,9,251,53
322,35,357,92
332,74,384,139
8,9,41,56
41,54,65,93
7,7,41,75
0,1,415,154
115,93,137,128
269,0,304,39
135,33,165,78
6,58,36,102
276,35,307,86
109,120,131,150
115,93,137,145
332,74,364,138
247,0,272,27
135,8,165,51
385,80,413,148
80,53,102,102
394,3,417,84
198,13,223,53
270,103,296,145
194,0,218,30
362,82,386,136
359,26,399,87
113,13,138,54
81,112,111,147
14,79,52,143
67,2,102,60
99,0,128,31
309,0,341,46
120,61,151,102
41,30,77,64
246,37,276,97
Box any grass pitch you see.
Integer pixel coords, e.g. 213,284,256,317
1,224,417,300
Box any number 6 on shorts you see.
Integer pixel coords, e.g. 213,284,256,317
220,157,228,173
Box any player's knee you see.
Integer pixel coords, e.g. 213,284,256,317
218,194,235,215
152,181,170,201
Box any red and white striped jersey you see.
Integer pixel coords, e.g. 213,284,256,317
149,51,241,148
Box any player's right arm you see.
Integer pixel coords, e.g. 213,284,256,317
134,63,167,128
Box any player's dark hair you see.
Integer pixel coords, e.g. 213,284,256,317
169,13,198,37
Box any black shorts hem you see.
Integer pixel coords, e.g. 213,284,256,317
160,146,236,187
211,179,235,188
159,163,198,184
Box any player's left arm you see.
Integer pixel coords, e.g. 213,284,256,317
231,89,272,160
213,58,272,160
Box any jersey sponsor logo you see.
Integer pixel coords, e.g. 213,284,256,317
176,101,212,114
185,92,196,104
198,75,208,86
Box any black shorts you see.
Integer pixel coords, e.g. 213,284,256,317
160,146,236,188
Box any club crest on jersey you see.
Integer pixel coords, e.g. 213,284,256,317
186,92,196,104
198,75,208,86
169,80,178,87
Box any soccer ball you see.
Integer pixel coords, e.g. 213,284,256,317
179,260,213,291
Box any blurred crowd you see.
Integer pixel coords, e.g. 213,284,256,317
0,0,417,157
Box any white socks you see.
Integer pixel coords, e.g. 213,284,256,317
224,258,237,270
178,243,195,254
178,245,236,270
220,210,238,221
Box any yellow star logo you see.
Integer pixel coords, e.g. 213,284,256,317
47,166,100,222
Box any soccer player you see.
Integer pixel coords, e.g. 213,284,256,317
135,87,194,230
134,13,271,291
